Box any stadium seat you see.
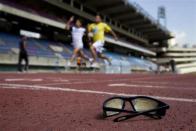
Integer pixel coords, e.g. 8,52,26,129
0,32,157,72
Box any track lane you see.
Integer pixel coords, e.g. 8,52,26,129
0,73,196,131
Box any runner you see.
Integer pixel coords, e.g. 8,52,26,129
65,16,90,64
88,15,118,65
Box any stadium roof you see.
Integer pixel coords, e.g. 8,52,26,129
76,0,173,41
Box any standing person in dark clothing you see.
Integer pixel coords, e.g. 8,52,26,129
170,59,176,73
18,36,29,72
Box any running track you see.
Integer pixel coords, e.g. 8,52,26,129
0,73,196,131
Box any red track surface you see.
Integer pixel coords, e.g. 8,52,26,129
0,73,196,131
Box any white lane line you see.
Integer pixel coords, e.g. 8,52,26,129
37,78,196,88
37,76,168,86
37,79,132,86
52,79,69,82
4,78,43,82
108,83,196,91
37,78,164,86
4,78,70,82
133,81,196,87
0,83,196,103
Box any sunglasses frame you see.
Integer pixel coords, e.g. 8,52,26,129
103,96,170,122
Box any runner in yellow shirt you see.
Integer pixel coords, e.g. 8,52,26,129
88,15,118,65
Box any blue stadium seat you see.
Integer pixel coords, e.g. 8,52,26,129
0,32,157,71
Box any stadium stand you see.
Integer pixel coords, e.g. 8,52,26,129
0,32,157,72
0,0,173,73
155,47,196,73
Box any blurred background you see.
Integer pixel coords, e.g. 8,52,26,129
0,0,195,74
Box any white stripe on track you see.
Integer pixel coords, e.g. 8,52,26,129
108,83,196,90
5,78,43,82
36,77,163,86
133,81,196,87
37,78,196,88
0,83,196,103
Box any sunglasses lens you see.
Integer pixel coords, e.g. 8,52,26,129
132,98,159,112
104,98,124,117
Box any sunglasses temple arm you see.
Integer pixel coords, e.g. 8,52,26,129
113,105,169,122
113,112,142,122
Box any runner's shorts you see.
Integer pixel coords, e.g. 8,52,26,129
92,40,104,53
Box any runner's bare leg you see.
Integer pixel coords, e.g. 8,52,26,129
70,48,80,63
78,50,89,61
90,46,97,62
98,53,111,65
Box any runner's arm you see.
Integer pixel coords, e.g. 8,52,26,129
110,30,118,41
87,25,93,44
105,24,118,41
65,16,74,30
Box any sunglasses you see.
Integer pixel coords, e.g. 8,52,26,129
103,96,170,122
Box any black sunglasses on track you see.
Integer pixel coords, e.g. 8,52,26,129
103,96,170,122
